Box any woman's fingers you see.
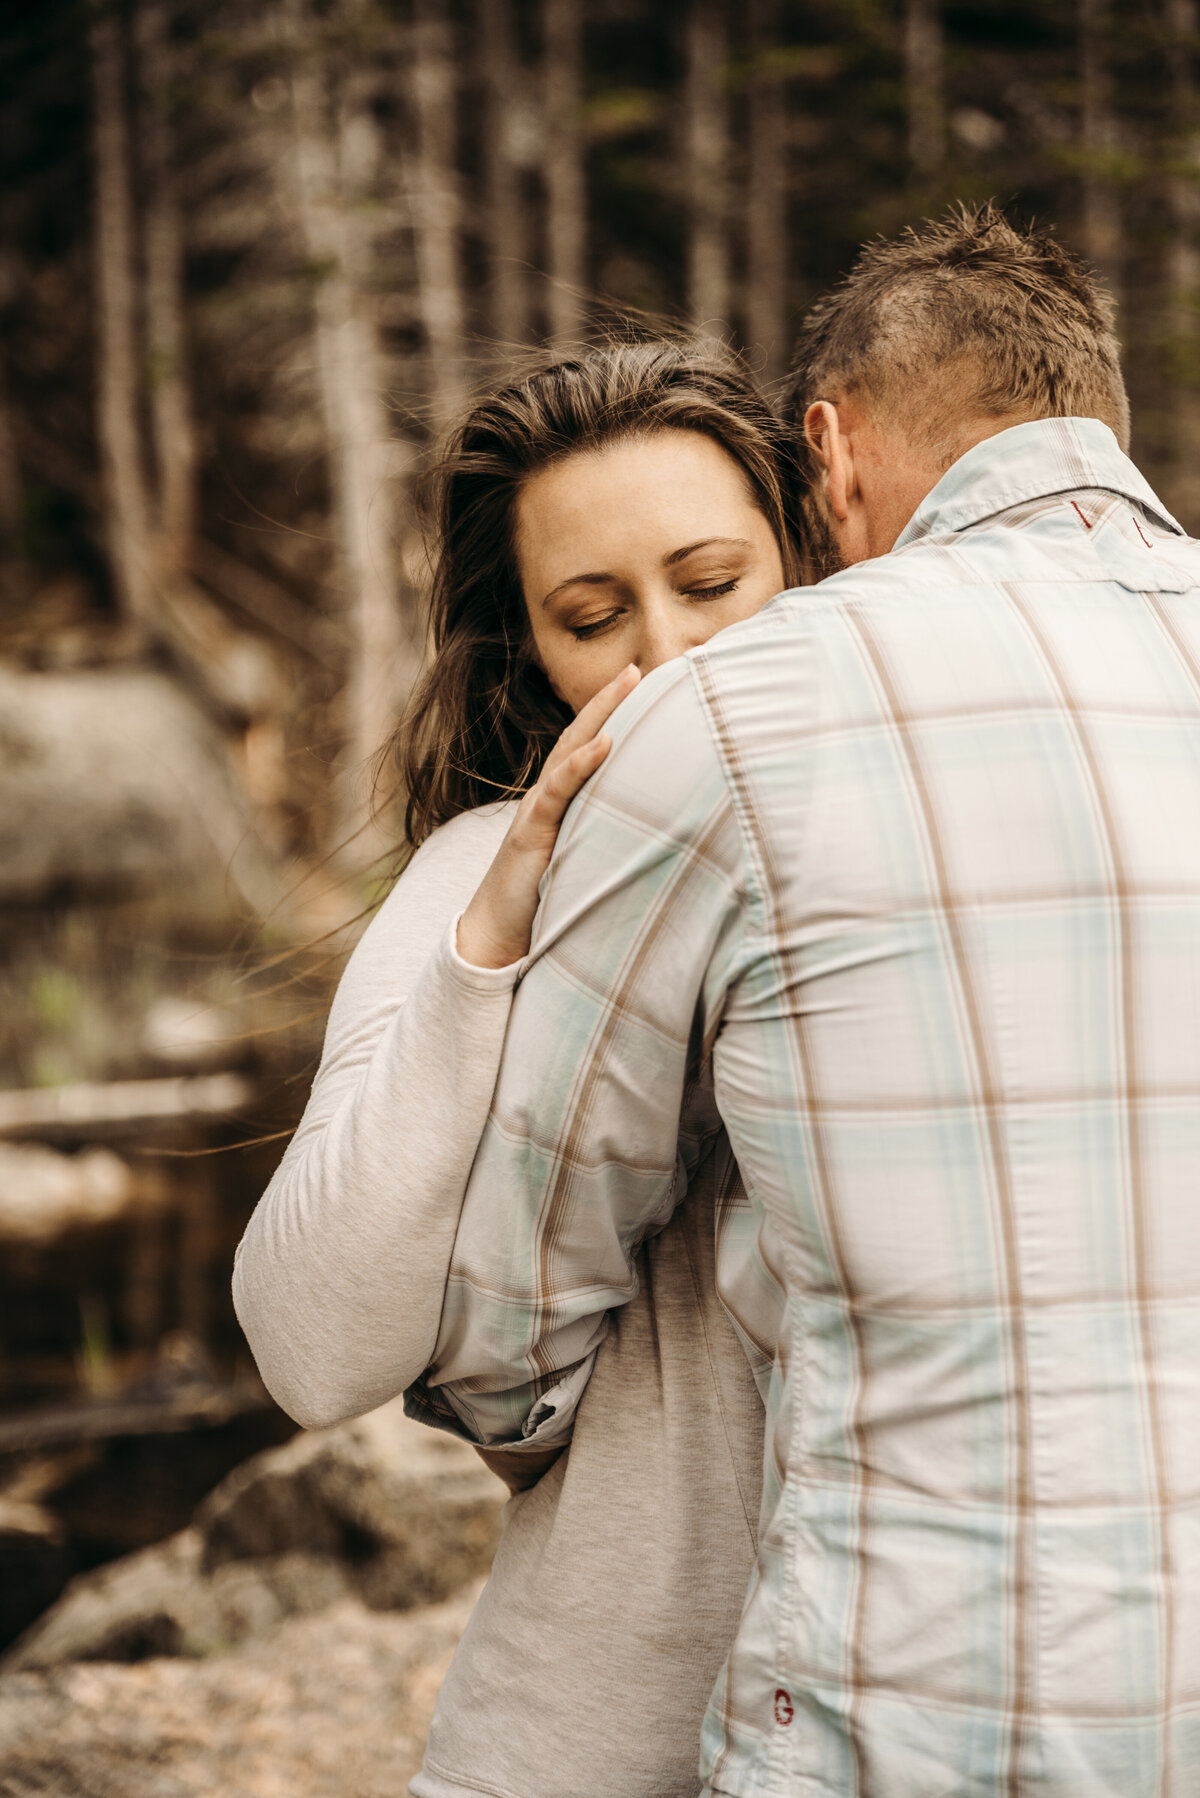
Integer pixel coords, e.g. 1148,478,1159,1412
543,733,612,810
515,735,610,847
580,660,641,732
525,664,640,838
457,673,636,970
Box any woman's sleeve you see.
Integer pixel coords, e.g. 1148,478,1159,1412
232,807,519,1430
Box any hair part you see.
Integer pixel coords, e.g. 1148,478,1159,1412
393,336,804,846
786,202,1131,469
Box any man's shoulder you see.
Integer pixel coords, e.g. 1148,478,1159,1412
552,657,736,875
825,499,1200,607
605,654,697,746
692,564,929,667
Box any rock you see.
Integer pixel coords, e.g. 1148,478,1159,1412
2,1528,351,1669
3,1402,505,1672
0,665,281,918
197,1399,505,1611
0,1580,483,1798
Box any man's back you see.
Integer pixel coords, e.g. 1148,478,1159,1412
422,418,1200,1797
696,419,1200,1794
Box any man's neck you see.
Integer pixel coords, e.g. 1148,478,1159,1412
844,408,1045,566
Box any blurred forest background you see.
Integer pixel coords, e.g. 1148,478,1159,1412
2,0,1200,1651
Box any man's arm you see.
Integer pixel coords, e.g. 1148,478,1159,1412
409,659,751,1448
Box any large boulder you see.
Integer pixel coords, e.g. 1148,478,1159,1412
196,1399,504,1608
0,664,279,917
4,1402,505,1671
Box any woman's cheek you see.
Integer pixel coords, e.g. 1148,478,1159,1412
566,655,613,713
538,637,600,714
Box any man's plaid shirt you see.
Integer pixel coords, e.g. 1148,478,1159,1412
417,419,1200,1796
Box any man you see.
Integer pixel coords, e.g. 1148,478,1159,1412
419,206,1200,1794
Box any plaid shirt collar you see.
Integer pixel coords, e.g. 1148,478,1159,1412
893,415,1185,550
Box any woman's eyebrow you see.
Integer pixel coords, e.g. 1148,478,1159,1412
540,570,615,608
663,536,753,567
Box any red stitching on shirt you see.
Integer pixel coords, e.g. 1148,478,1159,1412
773,1688,795,1727
1134,515,1153,547
1070,500,1093,530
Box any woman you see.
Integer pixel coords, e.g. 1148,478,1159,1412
234,340,801,1798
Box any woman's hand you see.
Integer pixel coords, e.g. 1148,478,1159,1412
456,663,641,969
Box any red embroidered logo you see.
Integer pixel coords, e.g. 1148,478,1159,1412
773,1687,794,1727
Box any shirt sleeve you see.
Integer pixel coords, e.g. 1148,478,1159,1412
414,660,751,1449
232,805,520,1429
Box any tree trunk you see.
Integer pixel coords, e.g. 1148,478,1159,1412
284,0,415,857
745,0,788,382
409,0,468,419
90,5,155,629
684,0,730,337
542,0,585,346
479,0,531,346
1079,0,1122,299
135,0,196,566
93,16,277,727
1165,0,1200,523
904,0,945,181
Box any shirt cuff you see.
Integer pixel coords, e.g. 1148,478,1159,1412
517,1355,595,1447
403,1350,598,1453
442,911,525,995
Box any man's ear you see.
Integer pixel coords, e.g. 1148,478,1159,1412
804,400,854,523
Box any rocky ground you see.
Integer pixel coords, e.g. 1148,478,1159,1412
0,1585,482,1798
0,1403,506,1797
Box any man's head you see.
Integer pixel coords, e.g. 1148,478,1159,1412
787,203,1131,571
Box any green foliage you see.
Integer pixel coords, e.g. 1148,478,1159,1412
29,968,81,1032
76,1293,117,1397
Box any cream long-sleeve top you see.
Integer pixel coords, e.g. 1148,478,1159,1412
233,801,766,1798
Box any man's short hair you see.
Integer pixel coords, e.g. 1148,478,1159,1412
786,203,1131,466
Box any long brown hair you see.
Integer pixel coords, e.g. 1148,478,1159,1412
394,337,804,847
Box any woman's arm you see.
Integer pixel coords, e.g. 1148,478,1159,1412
233,667,641,1430
232,805,518,1429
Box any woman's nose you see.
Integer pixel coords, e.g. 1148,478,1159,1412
633,606,694,675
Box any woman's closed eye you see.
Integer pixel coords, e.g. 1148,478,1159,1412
570,609,624,641
681,577,739,600
569,577,743,639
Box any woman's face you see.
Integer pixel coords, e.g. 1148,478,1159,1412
515,429,787,714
